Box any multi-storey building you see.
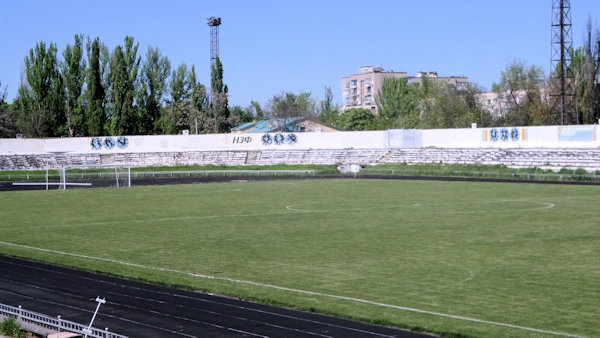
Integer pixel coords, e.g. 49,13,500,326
341,66,468,114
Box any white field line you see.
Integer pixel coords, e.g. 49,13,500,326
286,199,555,214
0,240,580,338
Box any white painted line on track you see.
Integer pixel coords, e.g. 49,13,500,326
3,259,393,338
0,282,195,337
0,240,581,338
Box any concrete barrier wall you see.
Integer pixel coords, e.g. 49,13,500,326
1,125,598,155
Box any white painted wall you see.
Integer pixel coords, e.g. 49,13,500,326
1,125,598,156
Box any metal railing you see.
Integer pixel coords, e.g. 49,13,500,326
361,167,600,182
0,303,127,338
1,169,317,182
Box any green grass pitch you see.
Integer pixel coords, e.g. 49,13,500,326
0,179,598,337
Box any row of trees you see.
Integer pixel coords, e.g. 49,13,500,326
1,23,598,138
1,35,235,138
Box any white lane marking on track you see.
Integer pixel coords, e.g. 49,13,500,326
3,260,392,338
0,273,322,338
0,283,196,337
0,240,581,338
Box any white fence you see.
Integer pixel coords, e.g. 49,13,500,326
0,303,127,338
1,125,598,156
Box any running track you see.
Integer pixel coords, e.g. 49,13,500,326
0,255,430,337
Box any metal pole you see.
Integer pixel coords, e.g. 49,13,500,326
84,297,106,338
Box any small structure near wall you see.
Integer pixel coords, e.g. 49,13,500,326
337,163,362,174
231,117,338,133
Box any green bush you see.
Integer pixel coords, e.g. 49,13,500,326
0,317,25,338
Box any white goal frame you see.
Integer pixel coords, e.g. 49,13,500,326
54,165,131,189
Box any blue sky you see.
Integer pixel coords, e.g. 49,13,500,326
1,0,599,108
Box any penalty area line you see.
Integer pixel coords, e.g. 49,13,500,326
0,240,581,338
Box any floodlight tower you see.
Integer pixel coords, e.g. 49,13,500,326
550,0,575,124
207,16,221,66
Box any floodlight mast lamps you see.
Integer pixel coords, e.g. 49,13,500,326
207,16,221,66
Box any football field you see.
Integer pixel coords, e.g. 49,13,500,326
0,179,598,337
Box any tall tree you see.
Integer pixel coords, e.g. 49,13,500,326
268,91,316,122
85,37,107,136
158,63,191,134
319,86,340,126
109,36,140,135
61,34,86,136
375,77,419,129
139,46,170,134
189,65,209,134
339,108,375,131
249,100,263,120
493,61,551,125
229,105,253,125
210,56,229,132
0,81,17,137
572,19,600,124
16,41,65,137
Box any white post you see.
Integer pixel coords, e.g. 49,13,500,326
128,167,131,187
115,167,119,187
46,168,49,191
62,167,66,190
84,297,106,338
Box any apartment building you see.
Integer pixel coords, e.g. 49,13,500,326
341,66,468,114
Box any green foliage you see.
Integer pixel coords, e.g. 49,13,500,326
267,91,317,122
230,105,253,124
0,317,24,338
109,36,140,135
139,46,171,134
374,77,488,130
85,37,106,136
62,34,86,136
495,60,555,126
157,63,191,134
16,41,66,137
338,108,375,130
210,56,230,132
375,77,419,128
189,65,209,134
249,100,264,120
318,86,342,127
0,81,17,137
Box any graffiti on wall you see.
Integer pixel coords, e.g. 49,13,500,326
484,128,526,142
91,136,129,150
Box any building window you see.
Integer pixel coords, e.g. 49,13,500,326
350,80,357,86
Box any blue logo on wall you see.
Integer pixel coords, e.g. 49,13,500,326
91,136,129,150
489,128,519,142
261,133,297,146
117,136,129,149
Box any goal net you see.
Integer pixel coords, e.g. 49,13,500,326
58,165,131,190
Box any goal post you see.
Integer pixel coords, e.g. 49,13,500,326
58,165,132,189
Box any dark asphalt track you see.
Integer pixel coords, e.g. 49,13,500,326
0,255,431,337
